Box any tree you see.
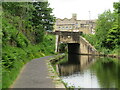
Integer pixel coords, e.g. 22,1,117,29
2,2,55,44
31,1,55,43
106,2,120,49
95,10,115,49
106,24,120,49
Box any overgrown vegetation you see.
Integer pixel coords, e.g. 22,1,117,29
59,43,67,53
2,1,55,88
82,2,120,55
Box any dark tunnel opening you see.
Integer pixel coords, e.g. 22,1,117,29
68,43,80,54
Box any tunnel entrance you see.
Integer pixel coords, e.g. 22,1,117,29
68,43,80,54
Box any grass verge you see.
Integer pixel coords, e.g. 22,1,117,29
2,35,55,88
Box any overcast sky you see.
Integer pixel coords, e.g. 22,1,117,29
48,0,119,20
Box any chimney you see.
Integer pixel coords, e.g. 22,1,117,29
72,13,77,20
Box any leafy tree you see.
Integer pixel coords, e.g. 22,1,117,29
31,1,55,43
84,2,120,53
95,10,115,49
106,23,120,49
2,2,55,44
32,2,55,31
106,2,120,49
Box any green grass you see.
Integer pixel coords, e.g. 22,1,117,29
0,61,2,89
2,34,55,88
2,60,23,88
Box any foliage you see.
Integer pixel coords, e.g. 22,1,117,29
106,2,120,50
2,1,56,88
31,2,55,43
83,2,120,54
32,2,55,30
2,18,30,47
59,43,67,53
2,2,55,44
95,10,115,48
2,34,55,88
106,23,120,49
82,34,96,46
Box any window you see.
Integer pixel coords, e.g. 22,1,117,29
81,24,84,28
66,26,68,29
69,27,72,29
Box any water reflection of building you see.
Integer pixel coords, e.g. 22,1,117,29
57,55,80,76
80,55,95,70
57,54,96,76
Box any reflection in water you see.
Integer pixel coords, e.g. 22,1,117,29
57,54,80,76
57,54,96,76
56,54,119,88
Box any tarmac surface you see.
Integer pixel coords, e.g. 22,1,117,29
12,56,55,88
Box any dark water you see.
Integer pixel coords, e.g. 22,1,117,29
55,54,120,88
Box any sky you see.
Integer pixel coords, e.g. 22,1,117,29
48,0,119,20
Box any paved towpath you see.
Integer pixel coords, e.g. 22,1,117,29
11,56,55,88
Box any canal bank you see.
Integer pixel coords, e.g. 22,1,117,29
107,54,120,59
78,53,120,59
46,54,66,88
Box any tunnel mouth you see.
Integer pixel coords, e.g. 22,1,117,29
68,43,80,54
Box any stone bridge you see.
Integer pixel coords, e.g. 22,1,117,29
47,31,98,55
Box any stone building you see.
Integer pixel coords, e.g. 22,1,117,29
54,13,96,34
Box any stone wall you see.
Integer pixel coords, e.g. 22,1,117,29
80,36,98,54
54,31,98,55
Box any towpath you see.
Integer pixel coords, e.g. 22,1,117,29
11,56,55,88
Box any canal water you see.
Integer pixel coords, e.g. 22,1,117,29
53,54,119,88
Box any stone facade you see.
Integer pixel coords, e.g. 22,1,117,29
54,13,96,34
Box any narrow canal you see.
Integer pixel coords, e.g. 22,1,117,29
52,54,119,88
